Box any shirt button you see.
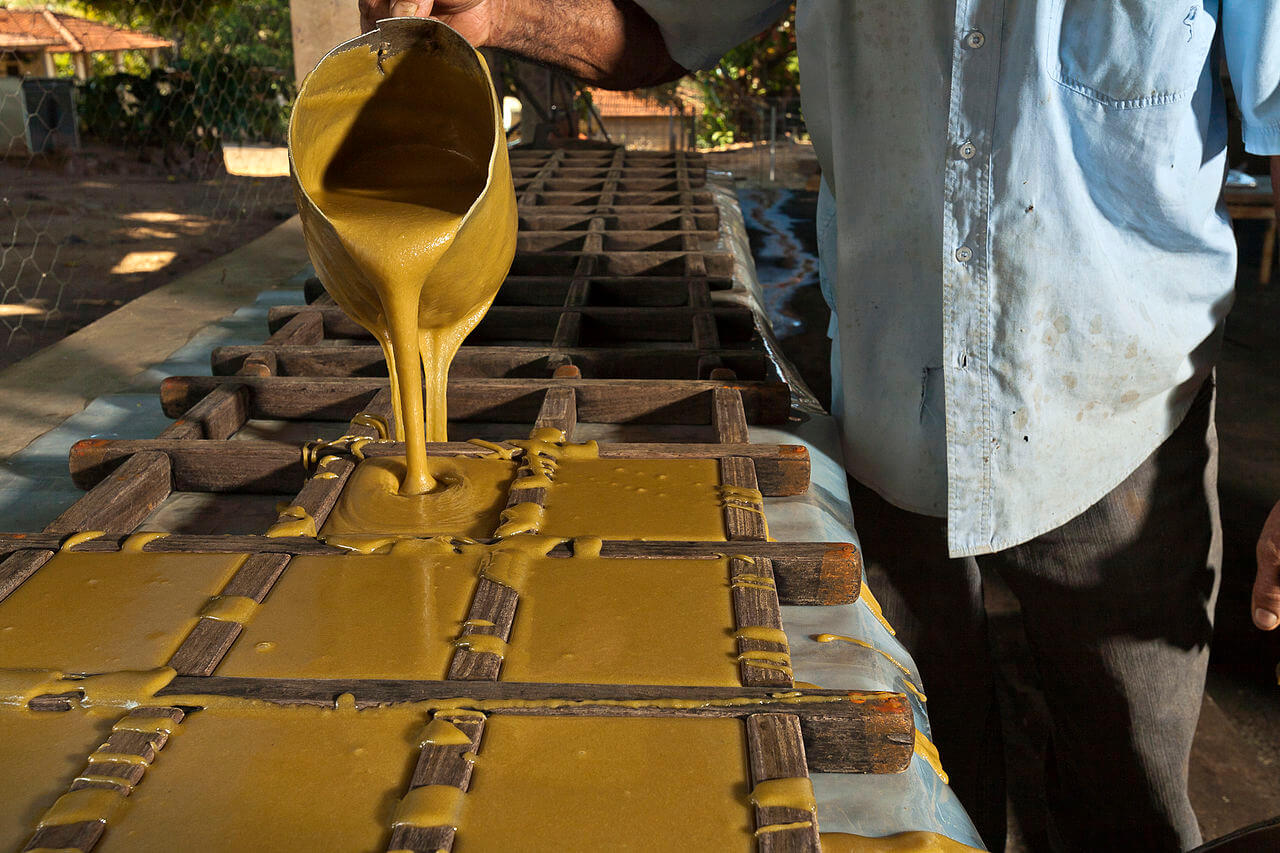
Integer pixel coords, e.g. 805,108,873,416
965,30,986,49
955,246,973,262
959,142,977,159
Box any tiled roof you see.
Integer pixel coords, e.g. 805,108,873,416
0,6,171,53
588,89,684,118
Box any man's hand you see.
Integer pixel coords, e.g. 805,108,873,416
355,0,685,89
1254,500,1280,630
358,0,497,44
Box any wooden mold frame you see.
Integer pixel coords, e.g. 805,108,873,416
0,148,903,853
14,680,911,853
0,381,855,677
205,148,782,405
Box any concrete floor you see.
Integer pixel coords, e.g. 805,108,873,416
735,182,1280,850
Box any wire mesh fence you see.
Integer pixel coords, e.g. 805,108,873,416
0,0,296,368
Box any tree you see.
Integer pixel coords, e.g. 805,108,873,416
688,6,800,146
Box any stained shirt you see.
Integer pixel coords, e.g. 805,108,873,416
636,0,1280,556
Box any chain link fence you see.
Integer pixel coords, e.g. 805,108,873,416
0,0,297,368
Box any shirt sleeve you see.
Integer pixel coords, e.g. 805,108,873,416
1222,0,1280,155
632,0,790,71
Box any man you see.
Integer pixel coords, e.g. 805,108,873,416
358,1,1280,849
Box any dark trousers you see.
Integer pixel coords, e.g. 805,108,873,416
851,380,1220,852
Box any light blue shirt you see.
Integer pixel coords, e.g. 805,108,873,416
638,0,1280,556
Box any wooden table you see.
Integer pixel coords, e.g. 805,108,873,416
1225,175,1276,285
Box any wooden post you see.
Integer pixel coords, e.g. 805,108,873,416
288,0,360,82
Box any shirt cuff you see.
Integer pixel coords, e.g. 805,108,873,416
1243,122,1280,157
632,0,788,71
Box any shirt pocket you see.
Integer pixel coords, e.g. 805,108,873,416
1049,0,1216,108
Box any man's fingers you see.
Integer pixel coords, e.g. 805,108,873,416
358,0,391,31
1253,501,1280,630
391,0,429,17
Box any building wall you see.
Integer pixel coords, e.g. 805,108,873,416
600,116,686,151
1,50,51,78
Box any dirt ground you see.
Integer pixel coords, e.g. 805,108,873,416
0,147,293,369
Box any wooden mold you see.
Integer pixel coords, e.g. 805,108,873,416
2,150,896,853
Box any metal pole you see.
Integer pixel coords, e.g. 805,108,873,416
768,102,777,183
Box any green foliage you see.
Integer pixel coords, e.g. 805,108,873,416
687,6,802,147
66,0,295,148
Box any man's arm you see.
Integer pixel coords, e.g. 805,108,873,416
1254,155,1280,631
356,0,688,89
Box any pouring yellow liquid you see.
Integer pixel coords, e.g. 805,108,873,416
291,19,516,494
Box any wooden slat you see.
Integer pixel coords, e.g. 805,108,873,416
264,309,324,346
166,552,291,676
0,535,859,606
148,677,913,773
43,451,171,536
450,386,577,680
267,303,752,342
447,573,516,681
732,557,792,689
157,383,251,441
68,439,808,496
21,706,185,853
532,386,577,439
712,386,750,444
268,456,354,532
167,391,385,676
720,455,769,540
165,375,788,426
747,714,821,852
213,343,762,379
386,711,485,853
0,549,55,603
210,343,768,381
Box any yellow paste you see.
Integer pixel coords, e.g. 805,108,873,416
218,543,480,679
813,634,926,702
860,584,897,636
466,438,516,460
0,552,246,672
819,831,986,852
499,556,740,686
574,536,604,558
71,668,177,710
291,21,516,494
758,821,817,837
59,530,105,550
266,506,316,538
507,429,599,489
0,705,116,849
121,532,169,552
735,626,790,646
321,456,516,539
199,595,258,624
37,787,126,828
452,633,508,656
392,784,464,828
913,729,949,784
112,715,179,737
749,776,817,813
494,502,544,538
417,717,473,748
540,458,728,541
94,703,423,852
451,716,753,852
